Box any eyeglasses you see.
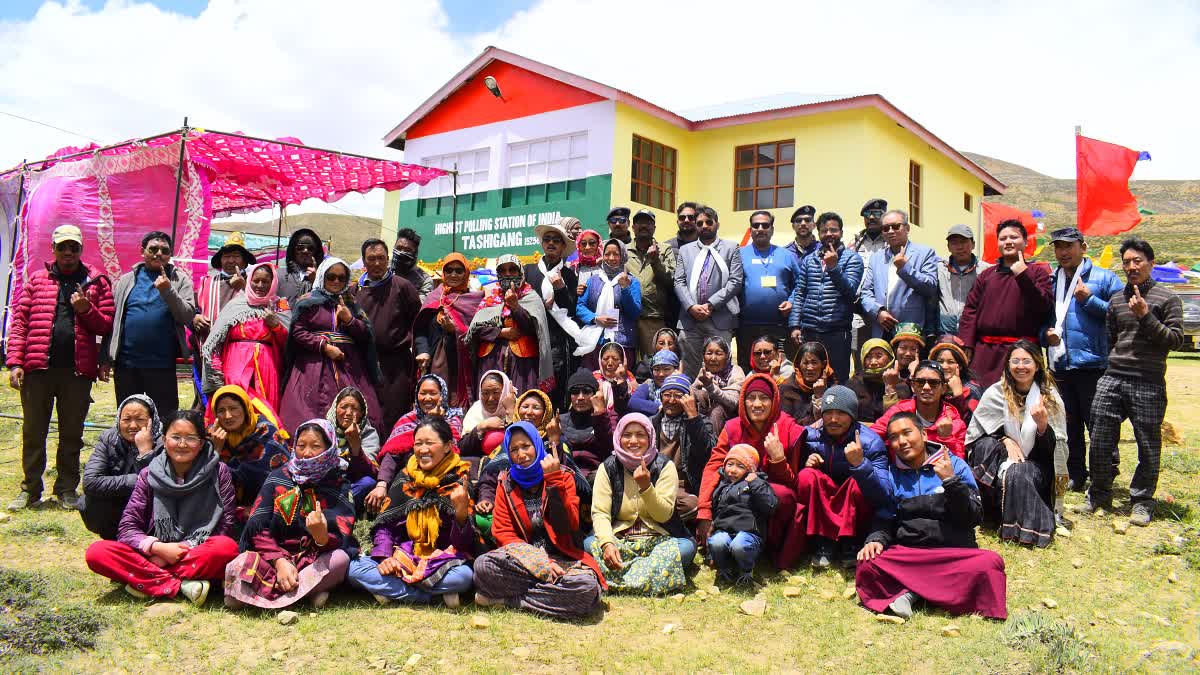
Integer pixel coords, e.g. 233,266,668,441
443,266,466,275
910,377,943,389
145,245,171,255
325,274,348,282
55,242,82,252
541,235,564,244
678,214,697,222
792,217,814,224
168,434,202,446
752,349,775,357
1008,358,1036,366
608,217,628,225
865,210,884,218
295,244,316,252
749,222,772,230
696,220,713,227
881,223,905,232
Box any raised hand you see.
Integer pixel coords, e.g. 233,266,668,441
946,374,964,397
892,246,908,271
681,393,699,419
335,296,352,326
547,270,564,289
632,458,652,491
1129,284,1149,318
1072,279,1091,302
646,242,659,261
617,272,632,289
134,424,154,455
591,386,608,415
503,287,519,309
882,364,900,388
153,268,170,292
932,450,955,481
822,246,839,271
263,311,281,329
304,266,316,282
207,423,228,450
1030,398,1048,433
541,446,562,475
305,500,329,544
936,416,953,438
1010,249,1028,276
345,422,361,453
545,415,562,447
70,289,91,313
229,273,246,291
449,481,472,523
844,431,864,467
813,378,827,399
764,424,785,463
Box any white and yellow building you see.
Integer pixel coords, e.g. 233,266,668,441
382,47,1005,262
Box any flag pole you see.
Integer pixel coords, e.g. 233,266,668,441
1074,125,1081,229
169,117,189,248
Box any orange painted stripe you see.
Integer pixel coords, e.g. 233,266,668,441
406,61,606,140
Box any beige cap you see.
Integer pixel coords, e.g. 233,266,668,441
52,224,84,245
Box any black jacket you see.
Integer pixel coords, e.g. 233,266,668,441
710,469,778,535
649,411,715,493
79,428,161,540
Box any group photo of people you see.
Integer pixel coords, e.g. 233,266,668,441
5,196,1183,623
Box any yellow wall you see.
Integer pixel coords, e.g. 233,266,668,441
380,190,401,247
610,103,986,253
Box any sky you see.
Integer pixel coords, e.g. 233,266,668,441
0,0,1196,220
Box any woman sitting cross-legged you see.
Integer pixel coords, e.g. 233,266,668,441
346,417,474,607
966,340,1069,547
472,421,606,619
586,413,697,595
80,394,163,541
224,419,356,610
85,410,238,605
854,412,1007,620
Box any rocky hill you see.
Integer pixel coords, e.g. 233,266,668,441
213,212,383,262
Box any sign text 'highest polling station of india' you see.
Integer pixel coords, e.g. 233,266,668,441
433,211,562,251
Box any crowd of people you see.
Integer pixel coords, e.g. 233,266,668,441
4,198,1183,621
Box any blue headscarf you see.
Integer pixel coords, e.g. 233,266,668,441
504,420,546,489
651,349,680,368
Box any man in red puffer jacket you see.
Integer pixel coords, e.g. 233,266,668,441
6,225,114,511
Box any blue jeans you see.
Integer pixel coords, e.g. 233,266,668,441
346,555,474,603
707,530,762,575
583,535,697,567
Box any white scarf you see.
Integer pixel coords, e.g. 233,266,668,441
538,257,582,342
1003,381,1041,458
687,240,730,302
1048,265,1084,371
574,273,622,356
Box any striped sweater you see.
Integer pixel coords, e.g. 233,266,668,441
1105,280,1183,385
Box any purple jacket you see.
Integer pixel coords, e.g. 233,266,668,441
370,515,475,559
117,463,236,554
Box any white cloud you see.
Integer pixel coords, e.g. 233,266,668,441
0,0,1194,227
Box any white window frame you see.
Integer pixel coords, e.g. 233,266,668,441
420,148,491,198
506,132,588,188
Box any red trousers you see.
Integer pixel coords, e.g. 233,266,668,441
85,535,239,598
856,545,1008,619
767,469,872,570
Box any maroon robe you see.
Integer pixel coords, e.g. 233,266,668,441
356,275,420,432
958,261,1053,388
280,303,382,433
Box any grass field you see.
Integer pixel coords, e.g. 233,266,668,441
1,363,1199,673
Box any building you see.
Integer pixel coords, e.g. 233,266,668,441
382,47,1005,262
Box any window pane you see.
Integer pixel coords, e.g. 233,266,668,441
757,144,776,163
736,168,753,189
548,159,568,182
778,163,794,185
756,167,775,187
641,139,653,160
632,137,642,158
756,188,774,209
777,187,793,208
511,144,528,165
664,169,675,190
530,141,548,162
665,148,675,170
509,164,527,187
568,158,587,180
652,188,662,209
780,142,795,161
631,182,639,201
571,133,588,158
631,160,640,180
529,161,547,185
550,137,570,160
639,183,651,204
458,152,474,172
737,190,754,211
652,143,663,165
652,166,663,188
737,147,755,167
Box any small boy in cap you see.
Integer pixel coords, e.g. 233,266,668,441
707,443,779,588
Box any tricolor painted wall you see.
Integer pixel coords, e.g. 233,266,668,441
384,60,988,262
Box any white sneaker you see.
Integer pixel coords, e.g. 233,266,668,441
888,591,917,619
179,580,210,605
124,584,150,600
474,592,499,607
372,594,393,606
443,592,461,609
310,591,330,609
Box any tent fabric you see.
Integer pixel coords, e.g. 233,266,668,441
1076,135,1142,237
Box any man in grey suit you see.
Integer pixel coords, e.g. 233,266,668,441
673,205,745,378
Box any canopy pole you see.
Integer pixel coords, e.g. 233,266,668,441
275,203,285,262
168,117,189,248
0,128,185,178
451,164,458,254
1,161,29,344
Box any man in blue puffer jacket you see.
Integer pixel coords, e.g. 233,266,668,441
1041,227,1124,491
787,212,864,383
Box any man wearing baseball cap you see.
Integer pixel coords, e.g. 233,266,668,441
1043,226,1123,492
626,209,676,363
526,217,581,406
7,224,114,511
937,224,990,335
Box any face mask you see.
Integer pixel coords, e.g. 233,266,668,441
498,275,522,292
391,249,416,271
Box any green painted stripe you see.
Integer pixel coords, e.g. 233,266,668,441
398,174,612,261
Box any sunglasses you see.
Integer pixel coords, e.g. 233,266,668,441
881,223,905,232
678,214,697,222
541,235,564,244
55,242,82,252
752,349,776,357
696,220,713,226
325,274,349,282
750,222,772,230
910,377,943,388
608,217,628,225
145,245,171,255
865,210,884,218
792,217,814,224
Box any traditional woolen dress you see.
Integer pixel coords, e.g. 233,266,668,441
412,253,484,408
207,385,290,511
224,420,357,609
472,422,606,619
345,448,475,603
465,254,556,396
688,336,745,433
376,374,465,485
323,386,381,514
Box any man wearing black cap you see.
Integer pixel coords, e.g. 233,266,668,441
937,224,989,335
851,199,888,371
606,206,632,245
627,209,676,362
1043,227,1123,492
785,205,820,265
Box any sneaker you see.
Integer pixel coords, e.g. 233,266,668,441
474,592,500,607
310,591,330,609
372,594,393,606
1129,502,1153,527
56,493,81,511
179,580,210,605
124,584,150,600
7,491,38,511
888,591,917,619
1055,512,1074,531
812,539,835,569
1066,478,1086,493
443,592,461,609
733,574,760,592
1070,495,1111,515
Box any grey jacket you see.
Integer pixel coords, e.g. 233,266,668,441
105,262,196,364
937,255,990,335
673,238,745,331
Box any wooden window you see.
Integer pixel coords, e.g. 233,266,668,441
963,192,973,212
908,160,922,227
735,140,794,211
630,135,676,211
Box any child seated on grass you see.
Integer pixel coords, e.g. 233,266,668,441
706,444,779,588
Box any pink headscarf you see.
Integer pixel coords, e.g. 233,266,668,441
575,229,602,268
612,413,657,472
244,262,279,308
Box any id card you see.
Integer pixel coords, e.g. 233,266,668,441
760,275,777,288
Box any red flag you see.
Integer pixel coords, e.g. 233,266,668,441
1076,135,1141,236
981,202,1037,263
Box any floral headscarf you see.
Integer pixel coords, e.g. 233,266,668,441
513,389,555,437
